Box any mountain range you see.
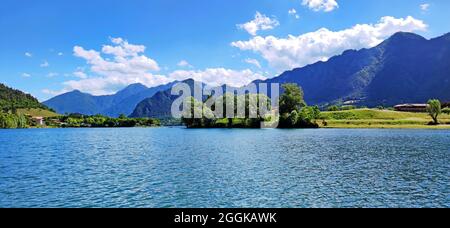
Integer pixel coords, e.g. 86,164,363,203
43,32,450,118
130,79,209,118
260,32,450,107
43,82,176,117
130,32,450,118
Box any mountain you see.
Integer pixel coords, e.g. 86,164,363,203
131,32,450,118
0,83,49,111
58,32,450,119
43,82,176,117
261,32,450,106
130,79,206,118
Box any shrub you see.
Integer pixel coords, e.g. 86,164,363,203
341,105,356,110
327,105,340,111
442,108,450,115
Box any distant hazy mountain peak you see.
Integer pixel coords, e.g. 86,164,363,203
44,81,177,117
123,83,148,90
380,32,427,47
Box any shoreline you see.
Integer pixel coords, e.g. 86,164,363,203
3,125,450,130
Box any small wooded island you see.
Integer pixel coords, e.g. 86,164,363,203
181,84,321,128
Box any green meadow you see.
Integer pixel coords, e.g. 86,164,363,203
16,108,60,118
320,109,450,129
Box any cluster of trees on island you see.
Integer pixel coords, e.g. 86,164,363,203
181,84,321,129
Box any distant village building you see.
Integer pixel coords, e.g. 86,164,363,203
394,104,428,112
32,117,44,125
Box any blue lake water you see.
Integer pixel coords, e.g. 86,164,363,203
0,128,449,208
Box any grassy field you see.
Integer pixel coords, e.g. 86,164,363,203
17,108,60,118
320,109,450,129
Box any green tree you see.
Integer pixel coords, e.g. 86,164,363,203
427,99,441,125
442,107,450,115
0,113,27,129
327,105,339,111
16,114,27,128
288,110,299,126
279,83,305,115
181,97,215,128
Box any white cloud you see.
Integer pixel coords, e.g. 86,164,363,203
21,73,31,78
50,37,267,96
231,16,427,71
25,52,32,57
168,68,266,87
302,0,339,12
58,52,63,56
42,88,70,96
177,60,193,68
40,61,49,68
47,72,59,78
288,9,300,19
66,37,167,94
420,3,430,11
237,12,280,36
102,39,147,58
244,58,262,68
61,74,172,95
73,71,88,79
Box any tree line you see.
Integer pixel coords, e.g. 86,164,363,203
0,112,27,129
181,83,321,128
48,114,160,128
0,113,161,129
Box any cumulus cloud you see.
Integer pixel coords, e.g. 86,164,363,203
47,72,59,78
244,58,262,68
168,68,266,87
231,16,427,71
58,52,63,56
177,60,193,68
25,52,32,57
21,73,31,78
73,71,88,79
237,12,279,36
40,61,49,67
66,37,169,94
420,3,430,11
288,9,300,19
48,37,262,95
42,88,71,96
302,0,339,12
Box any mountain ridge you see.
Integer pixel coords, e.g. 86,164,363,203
130,32,450,118
45,32,450,119
43,81,177,117
0,83,50,111
258,32,450,106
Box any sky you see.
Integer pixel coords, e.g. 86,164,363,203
1,0,449,101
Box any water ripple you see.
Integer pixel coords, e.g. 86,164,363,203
0,128,449,208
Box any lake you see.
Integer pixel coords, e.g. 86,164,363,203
0,128,449,208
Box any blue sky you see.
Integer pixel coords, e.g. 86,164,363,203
1,0,449,100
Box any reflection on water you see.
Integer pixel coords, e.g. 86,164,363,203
0,128,449,208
